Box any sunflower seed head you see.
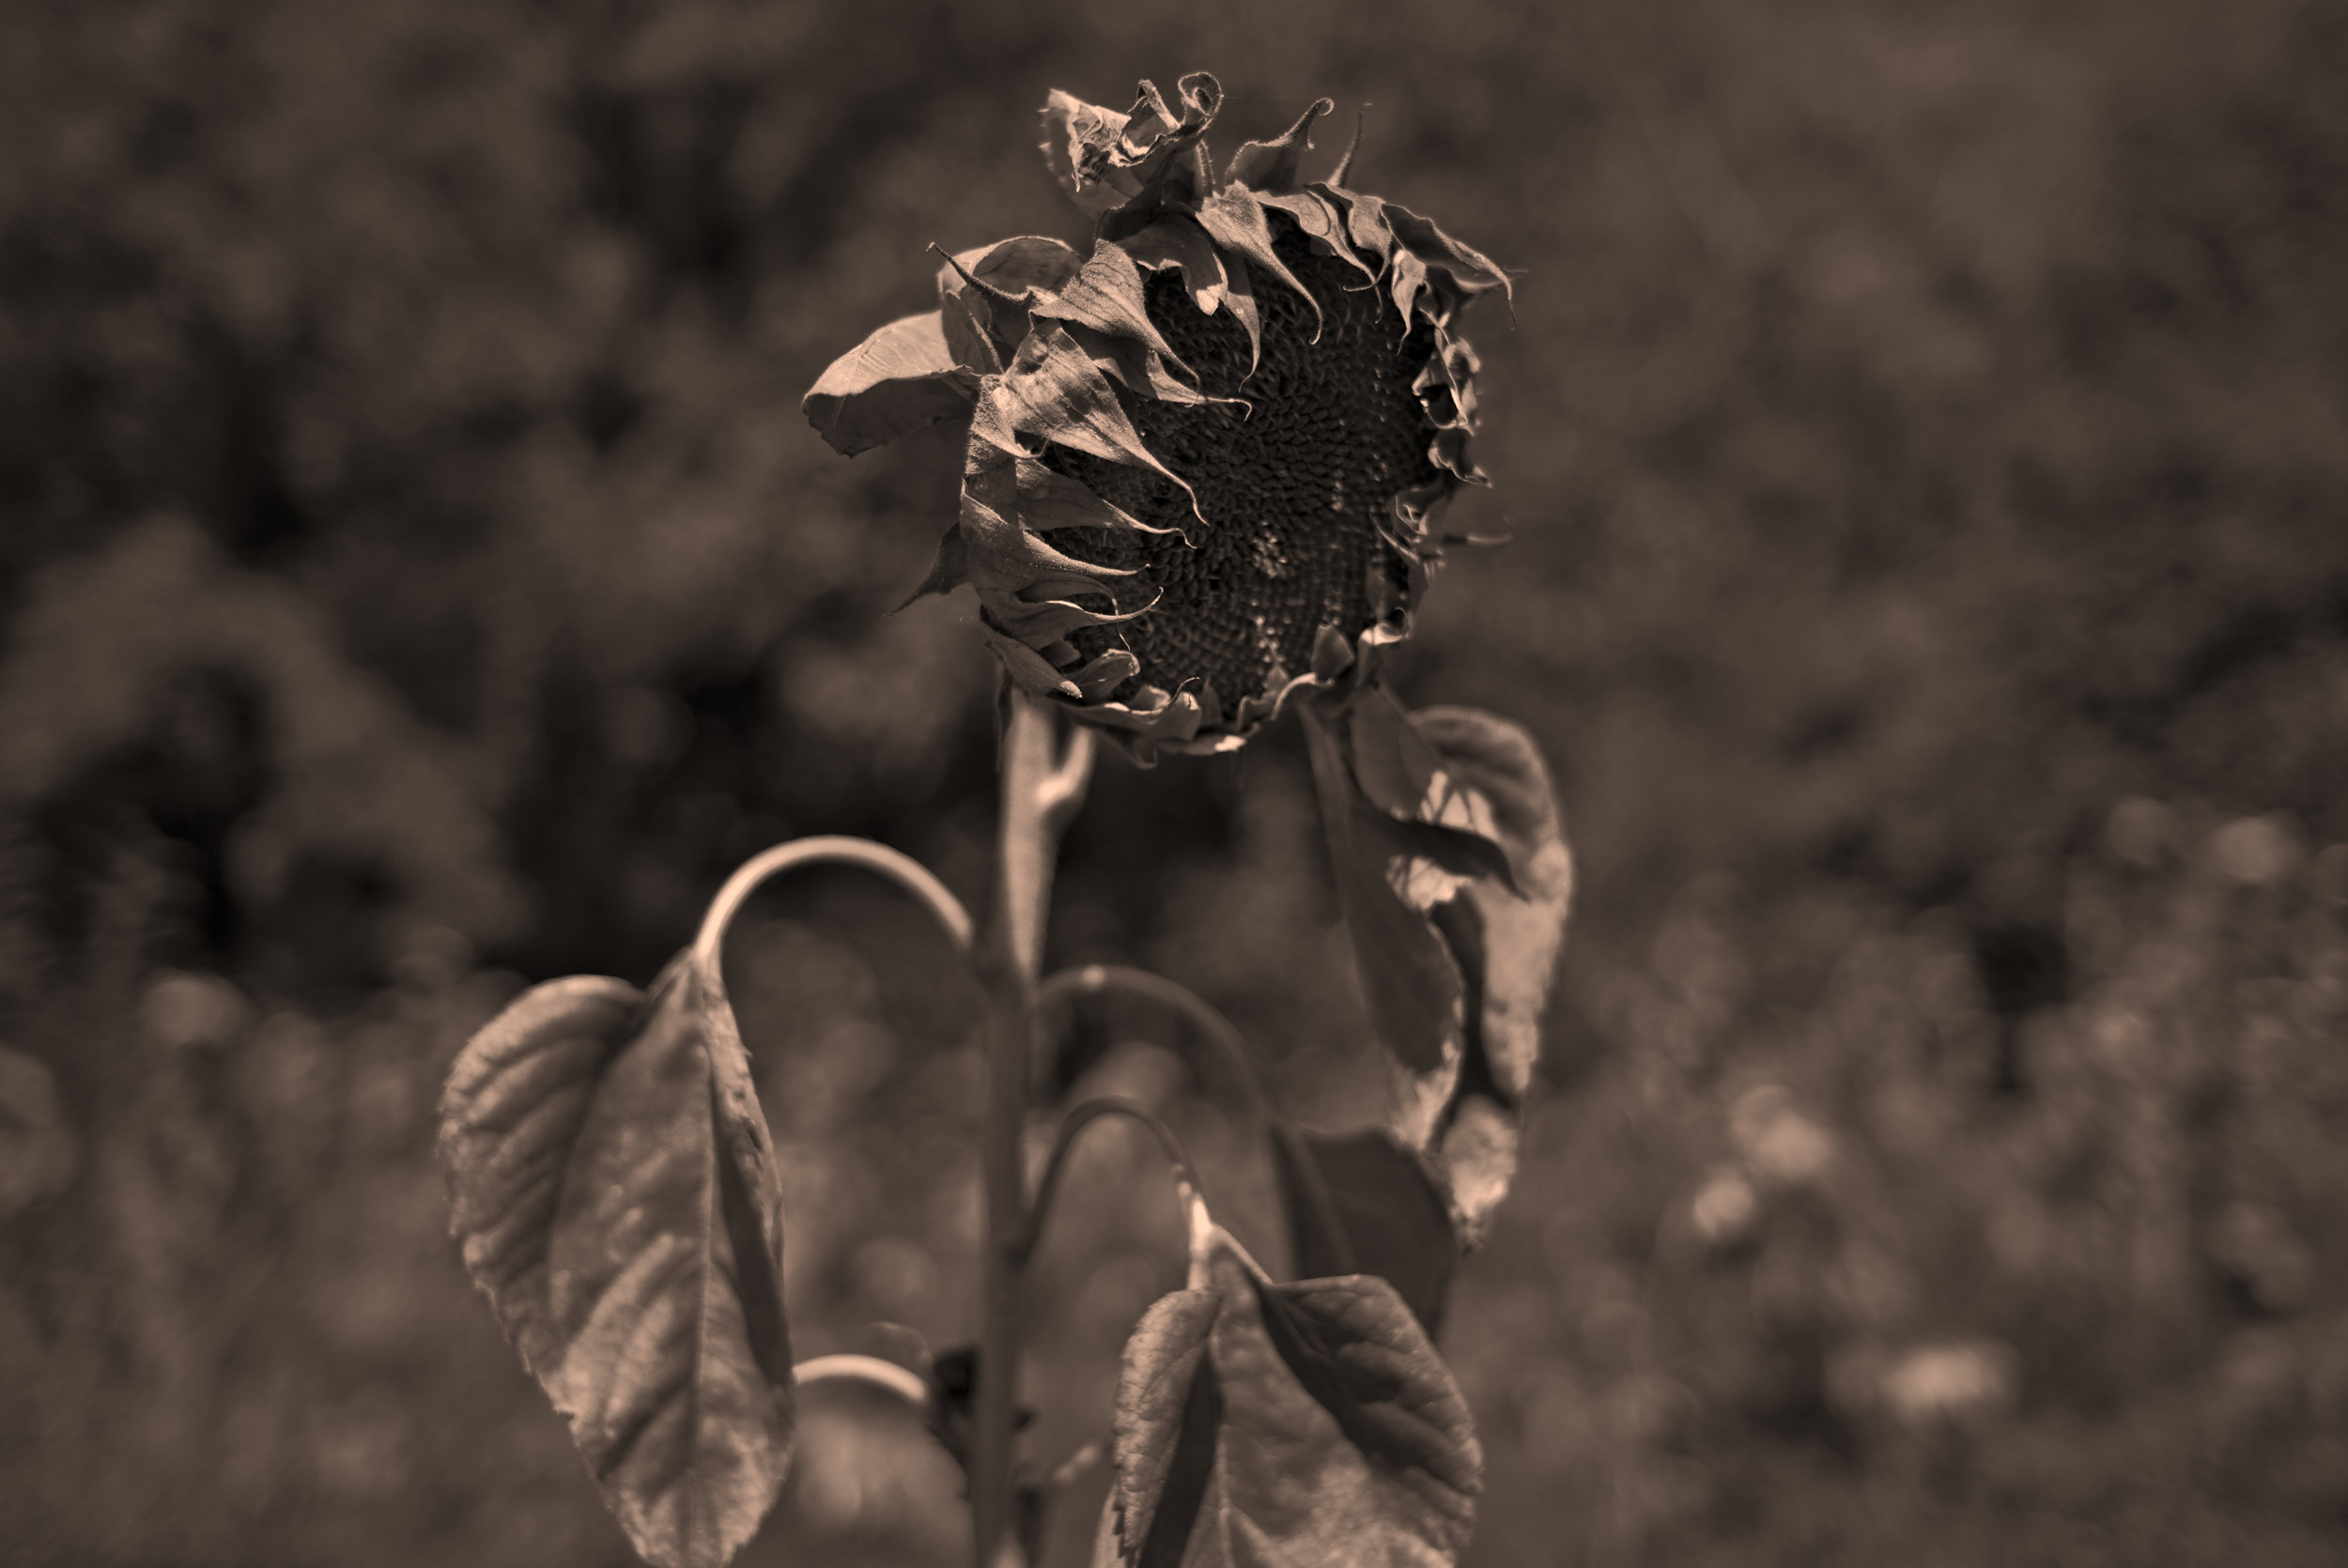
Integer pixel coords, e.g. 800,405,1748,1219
803,73,1509,757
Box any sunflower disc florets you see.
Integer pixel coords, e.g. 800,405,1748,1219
805,72,1509,757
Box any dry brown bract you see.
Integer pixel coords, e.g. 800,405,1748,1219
805,72,1508,757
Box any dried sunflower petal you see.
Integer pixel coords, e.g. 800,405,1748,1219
805,71,1509,758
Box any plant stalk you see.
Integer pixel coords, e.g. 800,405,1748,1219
973,689,1092,1567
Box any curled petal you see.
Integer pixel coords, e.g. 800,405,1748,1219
1222,97,1333,194
1258,189,1378,284
1383,201,1515,310
1040,74,1223,226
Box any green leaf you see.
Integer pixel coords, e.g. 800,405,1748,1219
1101,1236,1481,1566
1271,1126,1458,1337
801,311,980,456
439,957,794,1568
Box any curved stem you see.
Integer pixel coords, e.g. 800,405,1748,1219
792,1354,931,1412
1017,1096,1211,1273
1032,964,1272,1121
1029,964,1353,1283
691,835,974,971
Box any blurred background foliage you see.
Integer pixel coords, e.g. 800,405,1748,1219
2,0,2344,1562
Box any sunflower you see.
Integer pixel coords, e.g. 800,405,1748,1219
804,72,1508,756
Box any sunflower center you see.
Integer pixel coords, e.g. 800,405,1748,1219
1042,230,1441,714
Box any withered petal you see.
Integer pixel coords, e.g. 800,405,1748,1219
1223,97,1333,194
1120,216,1229,315
801,311,979,456
994,326,1203,527
1032,240,1195,380
1197,187,1323,344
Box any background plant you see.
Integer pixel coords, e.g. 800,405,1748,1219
3,1,2345,1565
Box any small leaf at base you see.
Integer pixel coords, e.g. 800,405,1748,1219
1101,1234,1480,1567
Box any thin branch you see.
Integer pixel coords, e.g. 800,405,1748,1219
792,1354,932,1412
692,835,974,972
1029,964,1352,1280
1018,1095,1213,1284
1032,963,1271,1121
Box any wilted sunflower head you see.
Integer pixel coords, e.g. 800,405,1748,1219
805,71,1509,757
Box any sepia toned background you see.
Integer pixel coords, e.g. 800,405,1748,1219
4,0,2346,1562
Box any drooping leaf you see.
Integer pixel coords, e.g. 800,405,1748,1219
1300,701,1468,1087
1270,1126,1458,1337
801,312,981,456
1321,186,1397,270
439,956,794,1568
1100,1234,1481,1567
898,526,969,607
1012,451,1172,535
1220,251,1262,377
1302,694,1571,1244
1409,709,1572,1239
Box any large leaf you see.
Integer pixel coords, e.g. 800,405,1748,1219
802,311,981,456
1100,1234,1481,1566
439,953,794,1568
1303,694,1571,1244
1270,1127,1458,1338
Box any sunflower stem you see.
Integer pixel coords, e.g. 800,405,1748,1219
974,688,1091,1568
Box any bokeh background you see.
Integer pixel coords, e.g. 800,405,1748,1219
4,0,2346,1563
